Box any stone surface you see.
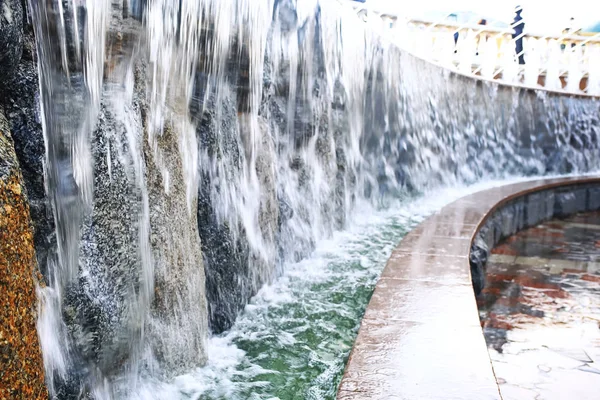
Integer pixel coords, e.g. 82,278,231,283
392,233,471,257
0,27,54,278
0,112,47,399
194,88,256,333
0,0,23,84
66,91,146,374
60,63,209,393
410,218,477,239
338,176,600,399
193,55,280,333
363,278,477,326
380,253,471,284
145,119,208,375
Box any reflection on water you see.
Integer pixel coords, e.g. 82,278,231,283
478,211,600,400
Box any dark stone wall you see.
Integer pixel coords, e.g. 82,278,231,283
366,49,600,192
0,0,23,84
0,0,54,278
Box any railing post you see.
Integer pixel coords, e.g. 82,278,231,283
458,28,476,74
545,39,563,91
587,44,600,95
566,44,583,92
524,36,541,87
481,35,497,79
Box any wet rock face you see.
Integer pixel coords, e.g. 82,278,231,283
67,98,145,373
193,60,281,333
44,91,147,398
0,0,53,278
145,121,209,375
198,173,252,333
56,64,208,393
0,113,47,399
194,86,253,333
0,0,23,84
0,4,50,397
1,28,53,278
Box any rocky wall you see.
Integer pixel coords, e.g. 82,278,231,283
0,0,48,397
0,107,47,399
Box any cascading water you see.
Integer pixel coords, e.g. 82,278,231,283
26,0,600,399
32,0,210,396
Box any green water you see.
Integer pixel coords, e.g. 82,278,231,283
192,211,420,400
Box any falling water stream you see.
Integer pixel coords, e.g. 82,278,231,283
26,0,600,398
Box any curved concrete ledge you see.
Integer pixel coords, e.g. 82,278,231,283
337,176,600,400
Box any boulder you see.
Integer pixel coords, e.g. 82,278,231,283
0,111,47,399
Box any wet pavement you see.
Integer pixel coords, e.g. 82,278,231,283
339,178,600,400
478,211,600,400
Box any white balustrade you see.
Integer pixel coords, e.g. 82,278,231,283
588,44,600,95
566,45,583,92
545,39,563,91
347,3,600,96
524,37,541,87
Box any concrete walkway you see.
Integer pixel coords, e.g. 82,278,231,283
338,177,600,400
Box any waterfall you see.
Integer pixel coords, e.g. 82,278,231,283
27,0,600,398
31,0,210,396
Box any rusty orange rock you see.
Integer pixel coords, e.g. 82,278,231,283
0,114,48,399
